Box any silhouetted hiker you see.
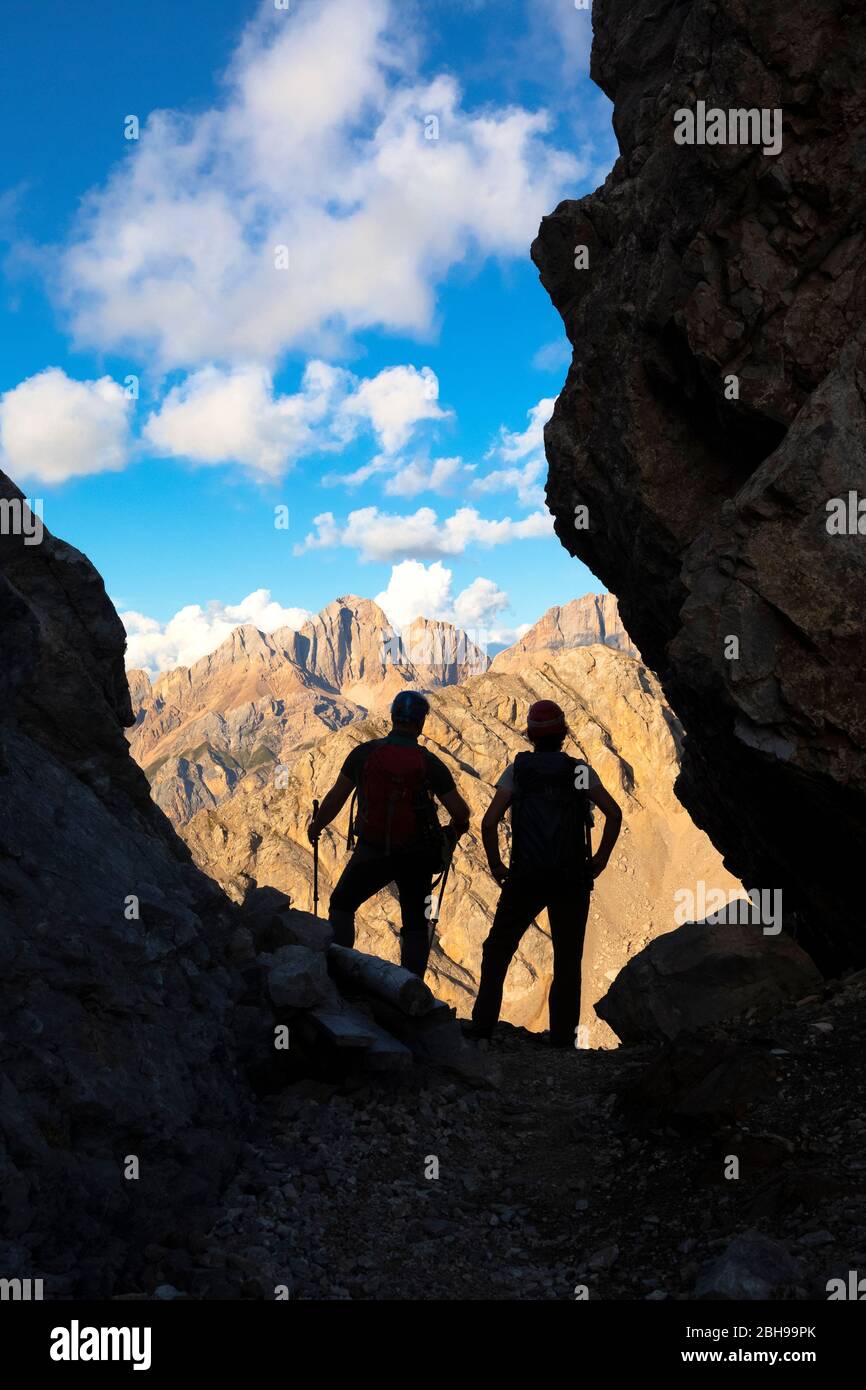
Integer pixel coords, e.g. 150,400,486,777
307,690,471,977
465,699,622,1047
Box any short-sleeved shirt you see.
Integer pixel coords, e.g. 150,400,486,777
496,755,601,796
340,733,456,798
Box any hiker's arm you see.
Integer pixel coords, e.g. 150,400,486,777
587,781,623,878
307,774,354,842
440,786,470,837
482,787,511,884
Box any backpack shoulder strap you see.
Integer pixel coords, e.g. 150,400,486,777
512,750,532,793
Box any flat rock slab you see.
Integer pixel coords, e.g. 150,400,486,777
307,1004,413,1072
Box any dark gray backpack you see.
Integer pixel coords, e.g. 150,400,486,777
509,750,593,877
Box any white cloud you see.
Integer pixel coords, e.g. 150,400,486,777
122,587,311,675
375,559,454,626
472,457,546,508
0,367,133,484
495,397,553,463
542,0,595,75
375,559,509,641
532,339,571,373
58,0,585,369
383,455,464,497
321,454,390,489
452,576,509,631
322,395,556,508
143,358,447,478
143,361,347,477
336,365,447,454
323,395,555,506
295,503,553,562
471,397,553,508
325,450,467,494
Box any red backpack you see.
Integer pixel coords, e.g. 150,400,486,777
356,742,434,850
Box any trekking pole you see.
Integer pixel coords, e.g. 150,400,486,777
427,835,456,960
434,843,455,928
312,797,320,917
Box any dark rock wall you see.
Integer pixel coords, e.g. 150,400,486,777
533,0,866,971
0,471,248,1295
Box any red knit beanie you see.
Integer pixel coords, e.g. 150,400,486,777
526,700,567,740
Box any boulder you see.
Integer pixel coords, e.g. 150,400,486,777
595,920,822,1043
267,945,333,1010
695,1231,803,1300
282,910,332,954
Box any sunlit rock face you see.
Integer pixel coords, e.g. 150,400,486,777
127,597,488,826
181,644,740,1047
490,594,636,669
532,0,866,972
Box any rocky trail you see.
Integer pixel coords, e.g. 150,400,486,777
127,966,866,1302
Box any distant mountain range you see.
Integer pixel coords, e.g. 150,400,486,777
178,643,737,1045
125,592,737,1042
127,592,635,826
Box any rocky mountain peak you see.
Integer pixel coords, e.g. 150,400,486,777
297,594,396,695
492,594,636,670
402,614,490,683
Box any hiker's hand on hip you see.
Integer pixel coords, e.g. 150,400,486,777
589,852,608,879
490,862,508,885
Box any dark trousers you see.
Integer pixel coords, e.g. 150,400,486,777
329,841,439,977
472,870,591,1045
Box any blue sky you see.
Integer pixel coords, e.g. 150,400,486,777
0,0,615,673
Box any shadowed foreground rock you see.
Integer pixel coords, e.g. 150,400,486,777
695,1231,803,1301
0,471,249,1295
532,0,866,972
595,920,822,1043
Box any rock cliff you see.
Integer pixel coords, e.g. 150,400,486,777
0,471,249,1295
532,0,866,971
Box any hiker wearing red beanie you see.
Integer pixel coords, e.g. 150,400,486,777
466,698,623,1047
526,699,568,739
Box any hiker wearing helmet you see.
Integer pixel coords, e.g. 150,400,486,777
307,690,470,977
466,698,622,1046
